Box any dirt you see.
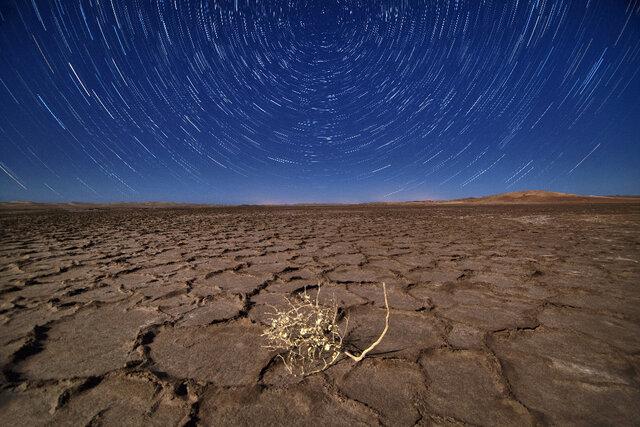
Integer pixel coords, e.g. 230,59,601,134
0,203,639,425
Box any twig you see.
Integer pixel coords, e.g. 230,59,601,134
344,282,389,362
262,281,390,375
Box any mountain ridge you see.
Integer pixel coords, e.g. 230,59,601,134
2,190,640,209
439,190,640,204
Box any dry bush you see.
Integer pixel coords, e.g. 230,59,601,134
262,282,389,376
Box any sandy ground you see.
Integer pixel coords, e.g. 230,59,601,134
0,203,639,426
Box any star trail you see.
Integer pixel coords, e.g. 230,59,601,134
0,0,639,203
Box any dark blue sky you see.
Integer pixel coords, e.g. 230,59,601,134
0,0,639,204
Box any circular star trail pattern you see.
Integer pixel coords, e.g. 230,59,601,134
0,0,639,203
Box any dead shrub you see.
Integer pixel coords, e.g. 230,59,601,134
262,282,389,376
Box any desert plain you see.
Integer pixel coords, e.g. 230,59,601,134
0,199,639,425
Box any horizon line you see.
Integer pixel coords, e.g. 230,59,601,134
2,190,640,207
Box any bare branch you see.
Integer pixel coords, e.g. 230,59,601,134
344,282,389,362
262,282,390,375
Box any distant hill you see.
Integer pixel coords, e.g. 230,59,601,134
441,190,640,204
2,190,640,209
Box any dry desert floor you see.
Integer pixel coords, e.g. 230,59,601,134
0,204,639,426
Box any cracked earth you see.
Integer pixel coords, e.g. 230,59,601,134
0,204,639,426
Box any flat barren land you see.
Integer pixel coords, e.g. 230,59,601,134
1,203,639,426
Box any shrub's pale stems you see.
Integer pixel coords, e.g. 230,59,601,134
262,282,390,375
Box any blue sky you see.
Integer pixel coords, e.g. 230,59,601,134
1,0,639,203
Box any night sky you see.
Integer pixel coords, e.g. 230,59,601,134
0,1,639,204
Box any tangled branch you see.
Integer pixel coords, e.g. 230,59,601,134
262,282,389,376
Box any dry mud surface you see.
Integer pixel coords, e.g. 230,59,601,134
0,204,639,426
